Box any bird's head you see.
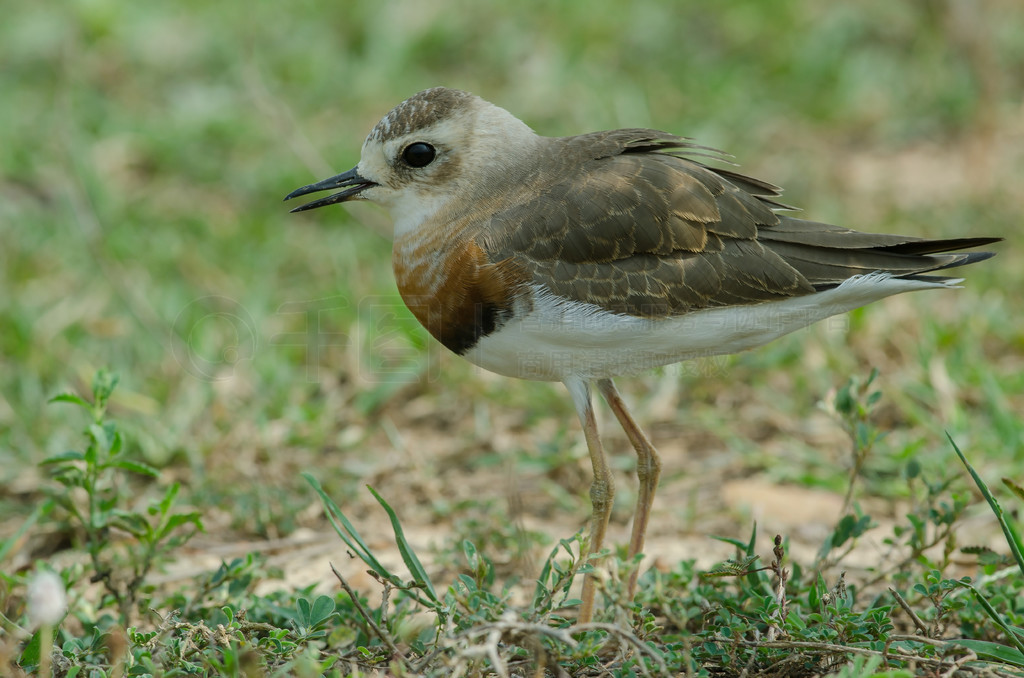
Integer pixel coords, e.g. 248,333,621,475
285,87,541,237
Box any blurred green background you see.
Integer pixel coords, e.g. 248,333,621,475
2,1,1021,545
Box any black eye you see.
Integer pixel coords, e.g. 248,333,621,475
401,142,436,168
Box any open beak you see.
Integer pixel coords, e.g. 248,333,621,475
283,167,377,212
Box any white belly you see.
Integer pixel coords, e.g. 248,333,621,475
462,273,957,381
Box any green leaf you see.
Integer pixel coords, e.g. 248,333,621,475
111,459,160,477
835,382,854,415
904,459,921,480
744,521,757,556
704,556,760,578
710,535,751,551
156,512,204,541
40,451,86,465
48,393,89,408
809,572,827,609
303,474,436,609
18,628,42,668
832,514,856,548
947,638,1024,667
309,595,336,625
532,534,580,610
109,510,151,537
92,369,120,403
367,485,439,604
304,474,388,573
295,597,312,626
88,423,109,456
158,482,181,514
108,429,123,456
949,434,1024,577
1003,478,1024,503
954,579,1024,657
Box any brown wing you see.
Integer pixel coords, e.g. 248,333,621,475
480,130,998,317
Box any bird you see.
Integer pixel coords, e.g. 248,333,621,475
285,87,999,623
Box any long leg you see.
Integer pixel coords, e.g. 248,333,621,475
597,378,661,597
564,376,614,624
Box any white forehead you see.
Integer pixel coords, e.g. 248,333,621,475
361,87,536,159
366,87,480,144
361,105,474,160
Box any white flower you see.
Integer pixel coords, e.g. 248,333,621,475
27,570,67,627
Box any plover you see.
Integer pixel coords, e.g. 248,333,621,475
286,87,998,622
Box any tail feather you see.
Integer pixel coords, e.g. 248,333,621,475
759,217,1001,289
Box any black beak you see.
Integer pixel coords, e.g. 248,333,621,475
283,167,376,213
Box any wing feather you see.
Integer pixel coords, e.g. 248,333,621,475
478,131,999,317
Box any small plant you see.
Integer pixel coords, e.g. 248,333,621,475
7,369,1022,676
40,369,204,625
874,469,968,590
828,368,885,516
946,437,1024,665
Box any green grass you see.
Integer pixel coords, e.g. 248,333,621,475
2,1,1023,675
